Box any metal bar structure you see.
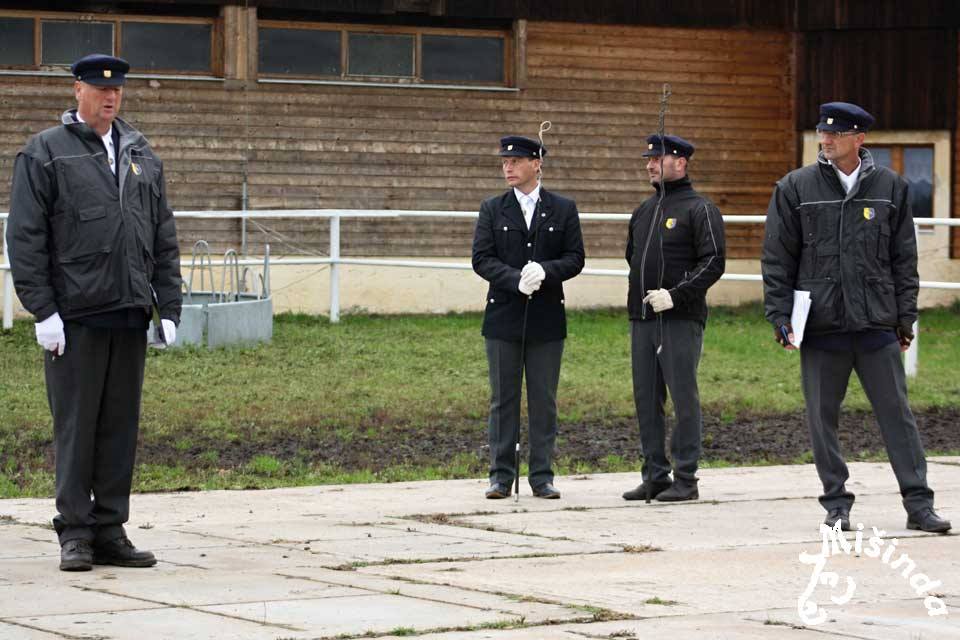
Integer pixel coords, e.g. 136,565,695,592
2,210,960,375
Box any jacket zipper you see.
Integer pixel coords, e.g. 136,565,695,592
637,201,661,320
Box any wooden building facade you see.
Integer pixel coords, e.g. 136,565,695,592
1,0,959,262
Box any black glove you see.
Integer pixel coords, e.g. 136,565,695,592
774,323,794,348
896,324,914,348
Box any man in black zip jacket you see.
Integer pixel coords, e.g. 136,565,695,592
6,55,182,570
622,135,725,503
762,102,950,533
472,135,585,500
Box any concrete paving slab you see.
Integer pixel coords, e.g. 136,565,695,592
5,606,315,640
747,600,960,639
276,566,586,625
0,621,66,640
454,491,957,552
0,560,168,619
0,523,57,559
199,593,521,637
366,535,960,618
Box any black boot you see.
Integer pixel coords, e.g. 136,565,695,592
622,480,672,501
60,539,93,572
655,480,699,502
93,536,157,567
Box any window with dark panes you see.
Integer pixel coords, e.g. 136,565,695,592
347,33,414,77
122,22,211,72
422,35,503,83
0,17,34,66
41,21,114,65
872,145,935,229
259,27,340,76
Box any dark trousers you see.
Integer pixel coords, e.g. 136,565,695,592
801,341,934,515
485,338,564,488
46,323,146,545
630,319,704,484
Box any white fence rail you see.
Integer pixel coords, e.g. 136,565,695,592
3,210,960,376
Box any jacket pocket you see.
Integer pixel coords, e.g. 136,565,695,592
540,223,566,254
875,222,891,263
798,277,842,332
58,248,120,310
865,275,897,325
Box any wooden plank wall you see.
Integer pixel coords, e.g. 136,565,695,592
0,20,794,260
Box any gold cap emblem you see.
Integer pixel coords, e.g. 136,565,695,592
826,117,834,125
507,144,513,151
104,70,112,78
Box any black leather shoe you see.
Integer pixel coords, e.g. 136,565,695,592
622,481,672,501
60,539,93,572
824,507,851,531
532,482,561,499
93,536,157,567
655,481,699,502
485,483,512,499
907,508,952,533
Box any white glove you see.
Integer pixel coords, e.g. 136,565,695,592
518,276,539,296
35,312,65,356
643,288,674,313
521,262,546,287
161,319,176,346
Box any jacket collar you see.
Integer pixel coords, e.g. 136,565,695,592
652,175,693,194
817,147,876,199
503,186,555,233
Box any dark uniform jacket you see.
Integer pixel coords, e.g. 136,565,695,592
6,110,181,325
472,188,585,343
761,149,918,336
626,176,725,325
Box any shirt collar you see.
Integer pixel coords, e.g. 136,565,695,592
513,183,541,205
75,111,113,145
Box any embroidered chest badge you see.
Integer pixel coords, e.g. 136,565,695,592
863,207,875,220
665,218,677,229
131,162,142,176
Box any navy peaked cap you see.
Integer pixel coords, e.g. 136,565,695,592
71,54,129,86
642,134,694,158
817,102,874,132
499,136,546,158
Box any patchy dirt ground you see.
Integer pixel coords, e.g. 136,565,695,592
133,407,960,474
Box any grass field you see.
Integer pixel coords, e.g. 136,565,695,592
1,303,959,497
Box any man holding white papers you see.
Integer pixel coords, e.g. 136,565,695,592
761,102,949,534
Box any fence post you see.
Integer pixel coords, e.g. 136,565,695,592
905,317,918,377
2,222,12,330
330,214,340,323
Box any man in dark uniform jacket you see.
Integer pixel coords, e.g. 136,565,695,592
6,55,183,570
623,134,725,503
472,135,585,499
762,102,950,533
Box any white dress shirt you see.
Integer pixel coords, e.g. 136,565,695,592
832,158,861,194
514,183,541,230
76,112,116,175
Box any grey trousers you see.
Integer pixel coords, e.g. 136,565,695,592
630,319,704,484
485,338,564,488
46,323,147,545
801,341,934,515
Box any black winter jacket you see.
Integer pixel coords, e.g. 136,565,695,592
472,188,585,343
6,110,182,324
761,149,918,335
626,177,725,324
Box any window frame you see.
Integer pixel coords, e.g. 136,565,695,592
0,9,222,78
257,20,512,88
